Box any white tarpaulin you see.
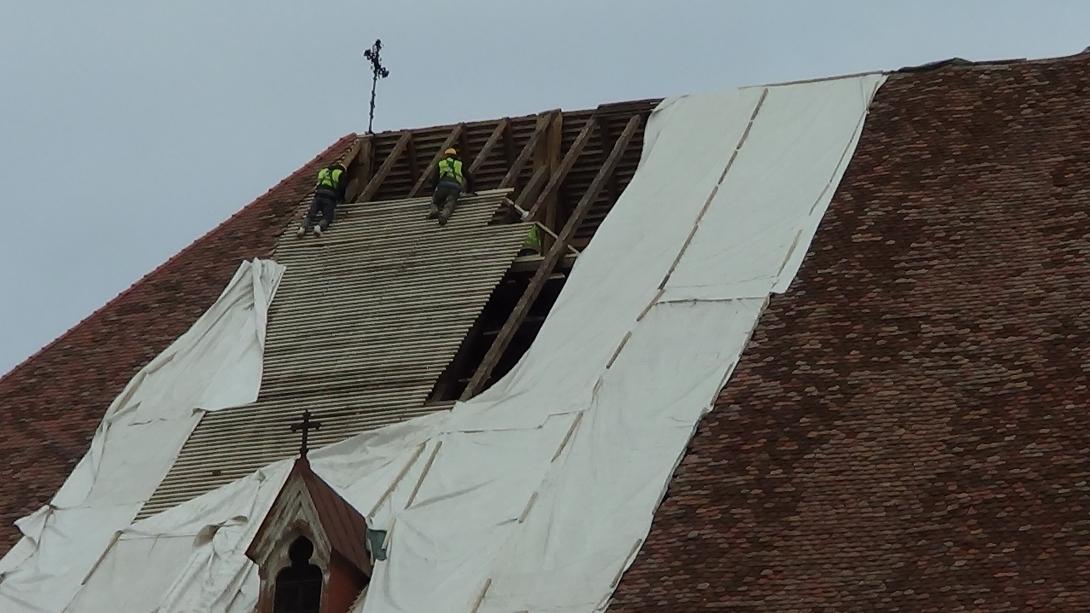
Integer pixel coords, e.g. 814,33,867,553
0,259,283,612
65,460,291,613
43,74,886,613
348,74,887,613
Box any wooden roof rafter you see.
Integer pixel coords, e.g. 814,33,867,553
408,124,465,198
597,118,622,203
501,119,517,169
342,134,373,204
468,118,510,176
358,131,411,202
512,165,549,212
499,111,558,190
406,133,420,191
526,116,598,221
461,114,642,399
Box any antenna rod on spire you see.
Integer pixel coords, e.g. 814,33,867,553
363,39,390,134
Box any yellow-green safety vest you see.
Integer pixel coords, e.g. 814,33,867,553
525,225,542,251
437,157,464,186
316,167,343,190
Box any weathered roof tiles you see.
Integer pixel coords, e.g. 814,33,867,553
610,54,1090,611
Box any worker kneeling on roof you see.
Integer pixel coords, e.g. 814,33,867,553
296,162,347,238
428,148,476,226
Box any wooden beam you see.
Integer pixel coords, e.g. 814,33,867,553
502,119,516,168
597,117,621,203
499,111,556,190
357,131,411,202
539,112,564,249
338,137,363,168
408,124,464,198
526,116,597,221
461,114,641,399
458,129,470,170
342,135,373,203
406,133,419,190
468,118,509,176
511,165,549,212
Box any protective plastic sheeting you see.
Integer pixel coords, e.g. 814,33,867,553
65,461,291,613
43,74,887,612
0,259,283,612
350,75,885,612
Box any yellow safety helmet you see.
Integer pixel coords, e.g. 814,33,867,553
444,147,458,157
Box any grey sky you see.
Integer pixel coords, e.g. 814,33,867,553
1,1,1088,374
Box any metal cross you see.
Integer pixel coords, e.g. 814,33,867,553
363,39,391,134
290,410,323,457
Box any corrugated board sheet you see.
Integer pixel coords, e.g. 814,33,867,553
141,190,529,516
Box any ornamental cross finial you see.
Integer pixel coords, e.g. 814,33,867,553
363,39,391,134
290,410,323,457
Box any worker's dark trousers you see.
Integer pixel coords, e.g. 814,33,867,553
432,182,462,218
305,190,338,230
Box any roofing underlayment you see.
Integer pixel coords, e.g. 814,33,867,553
4,51,1090,612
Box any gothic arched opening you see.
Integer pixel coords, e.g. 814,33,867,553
273,536,323,613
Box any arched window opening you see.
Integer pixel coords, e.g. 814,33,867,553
273,536,323,613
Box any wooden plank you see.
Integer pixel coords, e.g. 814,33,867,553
339,137,363,168
461,114,641,399
357,131,411,202
511,165,548,213
598,117,621,203
498,111,557,190
406,132,419,190
468,118,509,176
342,135,372,203
458,129,470,171
408,124,464,198
502,119,516,167
525,116,597,221
541,112,564,250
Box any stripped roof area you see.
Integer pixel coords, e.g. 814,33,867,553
143,191,531,515
611,55,1090,610
0,103,654,547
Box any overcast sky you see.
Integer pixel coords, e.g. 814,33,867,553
1,1,1088,375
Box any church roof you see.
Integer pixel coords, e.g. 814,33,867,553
3,51,1090,610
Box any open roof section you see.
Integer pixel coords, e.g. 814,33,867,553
0,101,656,547
142,191,532,515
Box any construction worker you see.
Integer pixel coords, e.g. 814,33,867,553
296,162,347,237
522,224,542,256
500,201,542,256
428,148,475,226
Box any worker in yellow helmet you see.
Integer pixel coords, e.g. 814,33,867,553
296,162,347,237
428,148,476,226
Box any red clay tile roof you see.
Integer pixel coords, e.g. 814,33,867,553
0,134,356,550
610,55,1090,611
246,457,371,576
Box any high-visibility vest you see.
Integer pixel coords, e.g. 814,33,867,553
316,167,343,190
525,225,542,251
437,157,464,186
